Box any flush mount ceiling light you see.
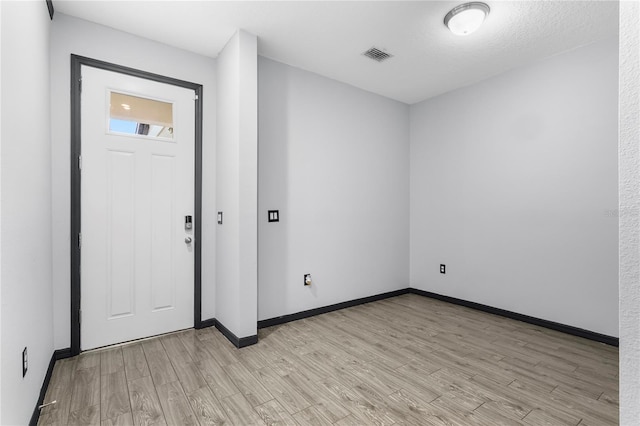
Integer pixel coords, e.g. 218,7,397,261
444,2,490,36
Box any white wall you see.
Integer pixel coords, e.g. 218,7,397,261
0,1,3,420
410,38,619,337
257,57,410,321
1,1,53,423
216,30,258,339
50,14,217,349
619,1,640,423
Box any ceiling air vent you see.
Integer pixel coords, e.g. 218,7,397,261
363,47,393,62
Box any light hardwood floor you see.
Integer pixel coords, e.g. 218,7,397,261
38,294,619,425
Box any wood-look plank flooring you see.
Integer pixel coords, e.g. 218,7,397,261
38,294,619,425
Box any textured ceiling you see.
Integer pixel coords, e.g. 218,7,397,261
53,1,619,104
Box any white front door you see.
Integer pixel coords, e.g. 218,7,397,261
80,65,195,350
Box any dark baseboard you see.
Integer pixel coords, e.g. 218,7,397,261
215,319,258,348
409,288,619,347
238,335,259,347
199,318,216,329
54,348,73,360
256,286,617,347
29,347,71,426
257,288,410,329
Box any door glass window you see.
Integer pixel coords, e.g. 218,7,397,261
109,92,174,139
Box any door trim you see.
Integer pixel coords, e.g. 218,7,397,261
70,55,204,355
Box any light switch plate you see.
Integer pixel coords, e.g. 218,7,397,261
22,347,28,377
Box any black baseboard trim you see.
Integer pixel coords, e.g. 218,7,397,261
29,347,72,426
199,318,216,329
409,288,619,347
238,335,259,347
257,288,411,329
256,287,617,347
215,319,258,348
54,347,73,361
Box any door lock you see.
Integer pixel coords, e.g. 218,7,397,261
185,215,192,230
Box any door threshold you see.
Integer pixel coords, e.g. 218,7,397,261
80,327,193,353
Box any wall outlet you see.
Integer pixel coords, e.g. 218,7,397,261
440,264,446,274
22,347,28,377
304,274,312,286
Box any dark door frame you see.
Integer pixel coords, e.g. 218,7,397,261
70,55,204,356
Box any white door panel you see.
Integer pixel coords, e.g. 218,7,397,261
81,66,195,350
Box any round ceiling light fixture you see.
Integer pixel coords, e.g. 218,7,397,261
444,2,490,36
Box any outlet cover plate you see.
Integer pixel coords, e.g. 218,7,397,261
22,347,28,377
440,264,446,274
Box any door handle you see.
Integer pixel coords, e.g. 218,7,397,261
185,237,192,244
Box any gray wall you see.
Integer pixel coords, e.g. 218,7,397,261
410,38,619,337
216,30,258,338
257,57,410,321
619,1,640,423
50,14,218,349
1,1,54,423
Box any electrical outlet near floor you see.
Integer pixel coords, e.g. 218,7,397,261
22,347,28,377
440,264,446,274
